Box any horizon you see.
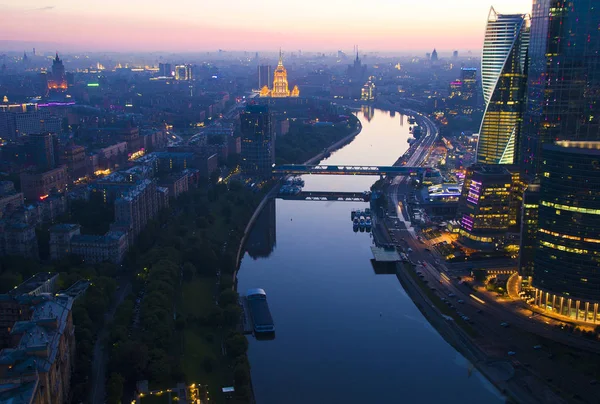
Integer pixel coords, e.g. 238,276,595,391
0,0,531,53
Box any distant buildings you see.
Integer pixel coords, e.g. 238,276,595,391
240,105,274,176
47,53,67,91
430,49,439,62
258,65,272,90
175,64,193,81
477,8,529,165
26,133,57,172
259,51,299,98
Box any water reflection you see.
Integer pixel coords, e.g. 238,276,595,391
245,198,277,260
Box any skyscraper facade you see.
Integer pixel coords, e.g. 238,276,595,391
240,105,274,176
520,0,600,177
258,65,271,90
477,8,529,165
531,142,600,322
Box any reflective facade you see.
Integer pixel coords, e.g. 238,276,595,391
240,105,274,176
532,142,600,321
520,0,600,177
458,164,513,248
477,8,529,165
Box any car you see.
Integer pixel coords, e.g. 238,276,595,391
407,248,413,253
500,322,510,327
533,345,542,350
507,351,516,356
457,299,464,304
424,248,431,252
448,293,456,297
430,288,437,292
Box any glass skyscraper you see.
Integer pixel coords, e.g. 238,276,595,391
531,142,600,322
476,8,529,165
240,104,275,177
520,0,600,177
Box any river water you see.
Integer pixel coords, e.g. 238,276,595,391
238,107,503,404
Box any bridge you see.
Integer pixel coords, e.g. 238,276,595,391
273,164,424,176
277,191,371,202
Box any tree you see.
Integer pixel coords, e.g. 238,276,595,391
219,289,239,307
106,372,124,404
225,333,248,358
223,304,242,327
182,262,196,282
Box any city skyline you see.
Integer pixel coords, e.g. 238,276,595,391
0,0,531,53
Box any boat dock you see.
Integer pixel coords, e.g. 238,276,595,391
370,246,401,262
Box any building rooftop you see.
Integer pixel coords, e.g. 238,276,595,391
0,294,72,374
548,141,600,155
0,378,38,404
49,223,80,234
8,273,57,297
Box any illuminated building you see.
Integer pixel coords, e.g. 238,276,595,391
520,0,600,178
47,53,67,91
240,105,274,176
175,64,193,81
476,8,529,165
20,166,68,201
530,142,600,322
458,164,513,249
518,180,540,280
361,79,375,101
258,50,299,98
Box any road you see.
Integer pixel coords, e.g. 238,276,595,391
90,278,132,404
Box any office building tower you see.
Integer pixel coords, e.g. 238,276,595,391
458,164,513,249
158,63,172,77
26,133,56,171
460,67,477,101
240,105,274,176
452,50,458,59
520,0,600,177
518,180,540,281
531,141,600,322
175,64,193,81
477,8,529,165
258,65,272,90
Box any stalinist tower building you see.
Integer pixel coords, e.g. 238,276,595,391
259,50,299,98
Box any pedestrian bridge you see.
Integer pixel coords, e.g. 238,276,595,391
273,164,424,176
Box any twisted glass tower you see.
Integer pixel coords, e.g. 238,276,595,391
476,8,529,165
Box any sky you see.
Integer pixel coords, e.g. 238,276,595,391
0,0,532,53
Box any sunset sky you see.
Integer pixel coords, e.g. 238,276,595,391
0,0,531,53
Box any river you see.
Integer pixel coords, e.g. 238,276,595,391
238,107,504,404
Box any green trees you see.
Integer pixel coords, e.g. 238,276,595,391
106,373,125,404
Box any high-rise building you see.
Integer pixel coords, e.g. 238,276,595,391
240,105,274,176
47,53,67,90
458,164,514,249
158,63,172,78
460,67,477,102
477,8,529,165
530,141,600,322
26,133,56,171
520,0,600,178
518,180,540,281
431,49,438,62
258,51,299,98
175,64,193,81
452,50,458,59
258,65,271,90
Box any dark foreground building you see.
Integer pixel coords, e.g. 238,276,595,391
532,142,600,322
240,104,274,177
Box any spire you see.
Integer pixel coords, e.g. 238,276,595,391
55,52,60,62
278,48,283,66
